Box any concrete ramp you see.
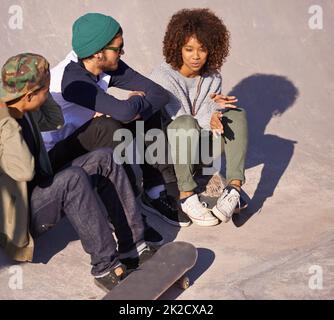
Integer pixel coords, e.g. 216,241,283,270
0,0,333,299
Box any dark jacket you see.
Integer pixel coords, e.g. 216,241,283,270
61,60,169,122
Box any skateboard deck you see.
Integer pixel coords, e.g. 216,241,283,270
103,241,197,300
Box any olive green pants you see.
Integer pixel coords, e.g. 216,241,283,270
167,109,248,192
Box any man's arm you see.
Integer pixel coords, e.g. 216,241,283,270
62,60,151,122
108,60,169,116
0,104,35,181
31,93,65,132
62,78,143,122
62,61,169,123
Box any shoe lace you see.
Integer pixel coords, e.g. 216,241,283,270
158,197,174,210
157,193,176,211
218,189,240,216
185,198,210,217
201,201,208,208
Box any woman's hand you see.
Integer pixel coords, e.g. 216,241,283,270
210,93,238,108
93,112,104,118
210,111,224,137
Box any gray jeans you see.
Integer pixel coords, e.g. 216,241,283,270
29,148,145,276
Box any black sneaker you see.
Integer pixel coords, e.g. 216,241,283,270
141,191,191,227
120,246,157,270
94,264,127,292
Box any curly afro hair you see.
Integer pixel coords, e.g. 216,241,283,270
163,8,230,75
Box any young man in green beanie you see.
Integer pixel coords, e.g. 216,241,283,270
43,13,191,229
0,53,157,292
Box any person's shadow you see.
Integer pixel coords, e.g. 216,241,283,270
228,74,299,226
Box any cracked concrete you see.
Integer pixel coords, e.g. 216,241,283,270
0,0,333,300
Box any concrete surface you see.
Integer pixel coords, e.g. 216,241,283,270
0,0,333,300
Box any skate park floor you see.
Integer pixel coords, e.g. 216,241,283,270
0,0,333,300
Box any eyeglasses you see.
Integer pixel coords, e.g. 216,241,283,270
104,43,124,54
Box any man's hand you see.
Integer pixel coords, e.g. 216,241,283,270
210,93,238,109
93,112,104,118
128,91,146,98
210,111,224,137
0,101,6,108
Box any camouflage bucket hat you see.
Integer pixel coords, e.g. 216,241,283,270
0,53,50,103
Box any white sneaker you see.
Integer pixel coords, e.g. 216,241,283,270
212,186,240,223
181,194,219,227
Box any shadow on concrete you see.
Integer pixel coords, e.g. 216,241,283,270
0,217,63,270
159,247,215,300
0,250,19,271
229,74,299,226
32,218,78,264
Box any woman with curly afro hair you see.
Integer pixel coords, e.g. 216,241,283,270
150,8,249,226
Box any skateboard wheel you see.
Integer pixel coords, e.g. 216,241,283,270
177,276,190,290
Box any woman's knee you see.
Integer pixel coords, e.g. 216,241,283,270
168,115,199,131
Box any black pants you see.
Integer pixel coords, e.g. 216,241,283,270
48,111,176,190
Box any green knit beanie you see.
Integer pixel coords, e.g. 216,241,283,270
72,13,120,58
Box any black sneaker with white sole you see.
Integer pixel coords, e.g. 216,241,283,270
141,191,191,227
94,264,127,292
120,246,157,270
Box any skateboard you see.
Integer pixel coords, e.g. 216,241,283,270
103,241,198,300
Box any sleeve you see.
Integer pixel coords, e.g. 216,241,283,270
63,79,143,122
32,93,65,132
108,60,169,118
164,92,186,120
149,66,187,120
208,74,222,96
0,106,35,181
195,75,223,130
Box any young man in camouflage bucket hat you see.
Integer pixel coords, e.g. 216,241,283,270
0,53,156,292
